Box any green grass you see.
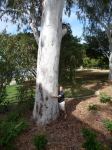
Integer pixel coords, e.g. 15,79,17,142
63,70,108,98
6,85,17,97
3,70,109,102
64,86,94,98
4,84,35,104
5,85,18,102
5,84,94,103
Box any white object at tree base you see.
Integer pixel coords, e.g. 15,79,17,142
59,101,65,111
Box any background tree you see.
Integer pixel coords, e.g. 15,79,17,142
59,24,83,84
83,30,109,68
77,0,112,79
0,32,37,103
14,33,37,80
0,33,14,103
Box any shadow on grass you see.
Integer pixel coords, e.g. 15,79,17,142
62,70,109,99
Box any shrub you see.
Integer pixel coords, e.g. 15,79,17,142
83,57,100,68
33,134,48,150
100,93,111,103
0,112,28,149
0,87,7,104
16,80,35,113
7,111,21,121
103,119,112,132
88,104,98,111
82,128,103,150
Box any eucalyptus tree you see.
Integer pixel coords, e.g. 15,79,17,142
85,30,109,59
77,0,112,80
84,30,109,68
0,0,73,124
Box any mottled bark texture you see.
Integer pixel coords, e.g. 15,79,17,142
33,0,65,125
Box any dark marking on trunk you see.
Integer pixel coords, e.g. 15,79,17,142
39,103,43,117
39,83,44,101
46,96,48,101
41,39,44,48
36,104,38,113
60,18,62,23
44,104,48,109
32,116,37,123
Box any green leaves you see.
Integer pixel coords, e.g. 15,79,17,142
88,104,98,111
77,0,111,38
59,24,83,84
7,0,15,8
0,32,37,104
103,0,110,5
65,0,74,16
33,134,48,150
100,92,112,103
103,119,112,132
0,112,28,149
82,128,103,150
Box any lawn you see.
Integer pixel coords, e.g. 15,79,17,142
5,69,109,102
64,69,109,98
5,85,18,103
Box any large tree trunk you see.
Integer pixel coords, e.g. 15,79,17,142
109,42,112,80
33,0,65,125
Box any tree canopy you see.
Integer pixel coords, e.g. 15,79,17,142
0,0,74,44
0,32,37,102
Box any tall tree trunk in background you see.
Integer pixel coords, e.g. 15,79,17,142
109,41,112,80
33,0,65,125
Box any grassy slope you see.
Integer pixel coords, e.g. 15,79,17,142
5,70,109,102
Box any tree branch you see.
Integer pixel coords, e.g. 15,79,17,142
0,8,22,18
30,14,39,45
96,35,110,59
29,68,36,78
101,49,110,59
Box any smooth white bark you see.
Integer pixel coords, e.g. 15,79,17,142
106,28,112,80
33,0,65,125
109,42,112,80
30,14,39,44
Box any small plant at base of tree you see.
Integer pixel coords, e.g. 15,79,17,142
103,119,112,132
88,104,98,111
100,93,111,103
33,134,48,150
